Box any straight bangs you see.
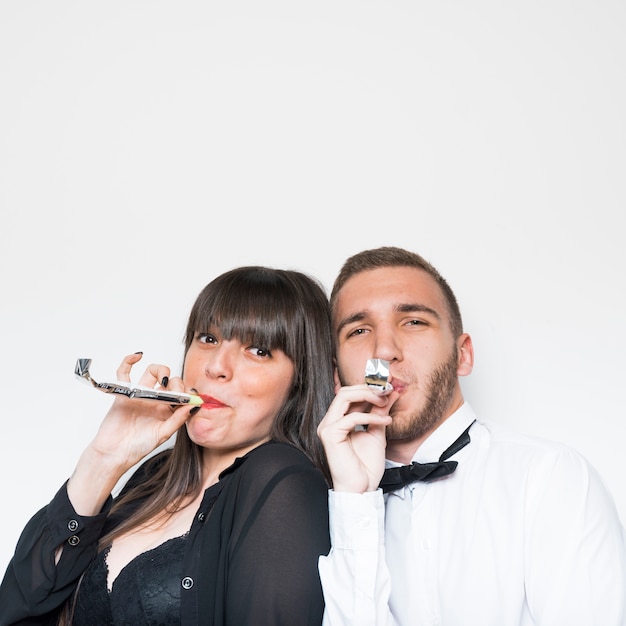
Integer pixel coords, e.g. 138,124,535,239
185,268,303,360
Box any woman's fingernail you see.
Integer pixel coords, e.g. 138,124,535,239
135,351,143,355
161,376,169,387
190,387,198,393
189,406,201,415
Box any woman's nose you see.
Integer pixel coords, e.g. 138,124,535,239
204,343,235,380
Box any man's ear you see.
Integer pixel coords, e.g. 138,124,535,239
457,333,474,376
333,363,343,394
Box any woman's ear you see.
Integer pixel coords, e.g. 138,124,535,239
456,333,474,376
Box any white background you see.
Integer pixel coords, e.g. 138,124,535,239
1,1,624,574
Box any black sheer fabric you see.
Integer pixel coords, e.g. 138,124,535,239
72,536,186,625
0,441,330,626
202,449,330,625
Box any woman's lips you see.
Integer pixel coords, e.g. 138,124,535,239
195,393,227,409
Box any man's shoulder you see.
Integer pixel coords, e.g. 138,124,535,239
474,419,593,476
478,418,570,446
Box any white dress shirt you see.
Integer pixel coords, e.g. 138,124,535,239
319,403,626,626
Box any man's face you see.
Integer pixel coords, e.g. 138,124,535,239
333,266,466,441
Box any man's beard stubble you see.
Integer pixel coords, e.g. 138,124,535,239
385,347,459,442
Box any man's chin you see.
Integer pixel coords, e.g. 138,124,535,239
386,406,440,442
385,413,414,441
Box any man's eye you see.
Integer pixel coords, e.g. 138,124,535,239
408,319,426,327
347,328,368,337
249,346,272,358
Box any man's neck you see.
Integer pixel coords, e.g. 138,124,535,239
386,427,443,465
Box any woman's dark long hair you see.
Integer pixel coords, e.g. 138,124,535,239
101,266,333,548
58,266,335,624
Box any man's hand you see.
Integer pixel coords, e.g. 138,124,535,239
317,384,397,492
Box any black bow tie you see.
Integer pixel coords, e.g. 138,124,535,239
379,420,475,493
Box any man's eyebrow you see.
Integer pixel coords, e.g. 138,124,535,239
336,312,367,336
335,303,441,335
396,303,441,320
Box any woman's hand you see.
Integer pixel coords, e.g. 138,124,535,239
317,384,396,493
87,352,190,468
68,353,195,515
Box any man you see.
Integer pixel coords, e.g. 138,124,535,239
317,246,626,626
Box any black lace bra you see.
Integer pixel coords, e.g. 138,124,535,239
72,534,187,625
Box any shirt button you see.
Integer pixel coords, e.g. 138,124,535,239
197,512,206,522
67,535,80,546
181,576,194,589
67,519,79,532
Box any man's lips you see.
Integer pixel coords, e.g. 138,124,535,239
390,381,405,393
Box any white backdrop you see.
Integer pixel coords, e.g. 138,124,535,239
1,1,624,575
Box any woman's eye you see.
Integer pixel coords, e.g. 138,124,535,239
249,346,272,358
197,333,218,344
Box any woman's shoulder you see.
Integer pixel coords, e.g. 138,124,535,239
231,441,323,486
245,440,313,469
220,443,327,509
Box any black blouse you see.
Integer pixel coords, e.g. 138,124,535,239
0,441,330,626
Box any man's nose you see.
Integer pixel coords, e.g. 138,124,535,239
372,327,402,363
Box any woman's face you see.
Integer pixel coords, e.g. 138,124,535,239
183,327,296,454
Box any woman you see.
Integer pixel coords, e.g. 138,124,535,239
0,266,334,625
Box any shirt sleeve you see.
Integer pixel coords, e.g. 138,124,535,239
319,490,395,626
0,481,112,626
524,446,626,625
